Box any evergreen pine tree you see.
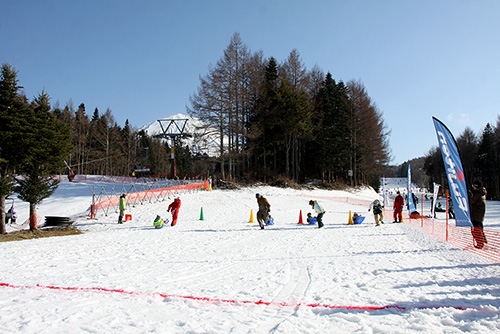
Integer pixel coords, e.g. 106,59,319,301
475,123,496,198
15,90,72,230
0,63,31,234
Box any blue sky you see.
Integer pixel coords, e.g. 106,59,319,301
1,0,499,165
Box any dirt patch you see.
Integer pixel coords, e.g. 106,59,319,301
0,227,82,242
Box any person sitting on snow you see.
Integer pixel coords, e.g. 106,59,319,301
153,215,164,229
306,212,317,225
435,202,445,212
409,211,426,219
265,214,274,225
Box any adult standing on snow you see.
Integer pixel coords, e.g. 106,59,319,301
393,191,404,223
168,197,182,226
118,194,127,224
309,200,325,228
256,193,271,229
470,181,487,249
368,199,384,226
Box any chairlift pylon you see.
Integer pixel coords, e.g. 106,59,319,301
153,118,190,179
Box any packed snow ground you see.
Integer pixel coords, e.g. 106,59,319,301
1,178,500,333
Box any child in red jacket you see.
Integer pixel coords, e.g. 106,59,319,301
167,197,182,226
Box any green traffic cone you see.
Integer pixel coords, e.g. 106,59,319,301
200,207,205,220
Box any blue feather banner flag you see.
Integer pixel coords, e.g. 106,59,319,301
432,117,472,226
407,164,416,212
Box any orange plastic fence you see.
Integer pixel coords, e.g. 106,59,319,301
90,180,210,217
302,192,499,261
402,212,500,262
7,214,42,231
303,193,373,208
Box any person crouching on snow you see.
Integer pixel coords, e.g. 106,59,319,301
256,193,271,230
167,197,182,226
309,200,325,228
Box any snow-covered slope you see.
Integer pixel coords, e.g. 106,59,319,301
2,180,500,333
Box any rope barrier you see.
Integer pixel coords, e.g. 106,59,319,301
0,282,480,312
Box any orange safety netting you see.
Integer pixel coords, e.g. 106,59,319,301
302,193,374,208
399,211,500,263
302,192,499,261
90,180,211,217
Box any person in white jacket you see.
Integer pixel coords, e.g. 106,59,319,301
309,200,325,228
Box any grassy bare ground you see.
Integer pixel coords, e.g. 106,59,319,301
0,227,82,242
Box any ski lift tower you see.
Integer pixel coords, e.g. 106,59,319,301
153,118,190,179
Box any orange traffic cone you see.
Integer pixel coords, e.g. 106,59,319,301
249,209,255,223
297,210,304,224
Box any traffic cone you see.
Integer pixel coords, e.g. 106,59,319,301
348,210,353,225
297,210,304,224
200,207,205,220
249,209,255,223
401,214,404,223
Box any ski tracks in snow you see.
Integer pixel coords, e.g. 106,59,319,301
249,231,317,333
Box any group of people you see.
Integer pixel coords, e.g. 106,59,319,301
115,181,488,249
369,181,488,249
366,193,404,226
117,193,182,228
389,190,442,223
120,191,327,230
255,193,325,229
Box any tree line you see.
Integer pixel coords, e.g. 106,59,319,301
1,32,393,231
188,33,390,188
0,62,212,233
423,119,500,200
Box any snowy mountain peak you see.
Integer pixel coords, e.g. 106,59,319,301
139,113,221,156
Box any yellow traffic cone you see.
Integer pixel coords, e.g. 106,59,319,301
348,210,353,225
249,209,255,223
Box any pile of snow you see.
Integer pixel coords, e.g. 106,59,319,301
2,179,500,333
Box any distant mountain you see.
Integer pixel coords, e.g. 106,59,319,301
139,113,222,157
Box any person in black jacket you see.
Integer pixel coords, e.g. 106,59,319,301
470,181,487,249
256,193,271,230
368,199,384,226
